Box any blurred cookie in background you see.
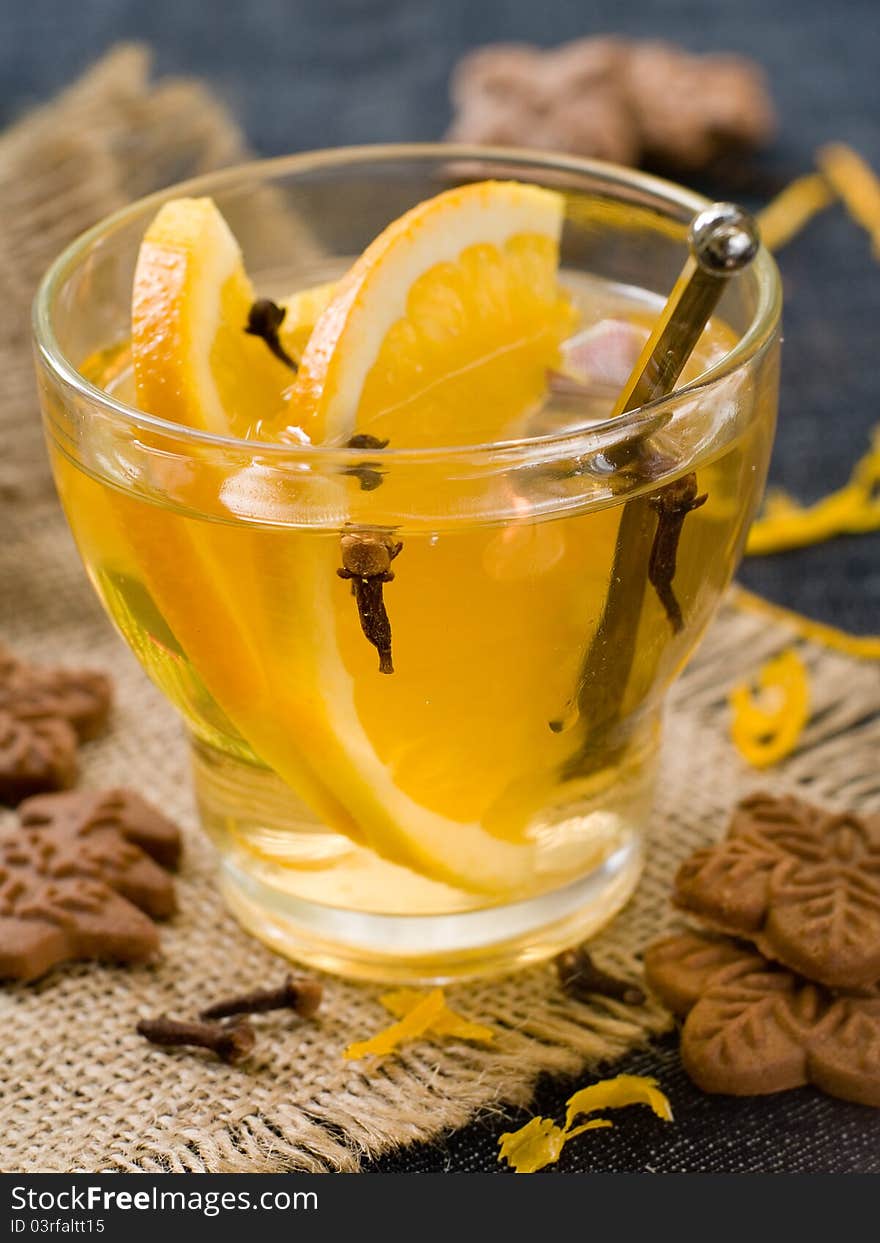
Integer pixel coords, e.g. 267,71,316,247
448,36,776,174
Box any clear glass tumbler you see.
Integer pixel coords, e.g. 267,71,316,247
34,146,781,981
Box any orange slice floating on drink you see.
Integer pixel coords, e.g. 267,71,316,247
131,197,294,436
114,183,616,896
68,199,358,838
286,179,576,446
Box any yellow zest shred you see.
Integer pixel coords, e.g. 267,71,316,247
380,988,496,1043
747,427,880,556
497,1117,572,1173
343,987,447,1060
497,1074,672,1174
756,173,836,252
344,988,495,1061
564,1073,674,1129
817,143,880,258
729,648,811,769
732,587,880,662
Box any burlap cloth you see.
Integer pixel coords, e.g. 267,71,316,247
1,49,878,1174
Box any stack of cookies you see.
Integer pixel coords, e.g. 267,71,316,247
645,792,880,1106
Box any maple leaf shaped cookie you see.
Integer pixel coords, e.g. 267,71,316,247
645,931,880,1106
0,788,181,981
674,792,880,989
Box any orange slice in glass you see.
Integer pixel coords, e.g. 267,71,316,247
286,179,575,446
114,186,614,897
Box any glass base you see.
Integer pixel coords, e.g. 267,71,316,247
217,836,643,984
191,735,650,983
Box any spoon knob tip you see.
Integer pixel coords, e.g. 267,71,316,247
689,202,760,275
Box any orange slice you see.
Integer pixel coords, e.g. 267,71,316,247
132,197,293,436
287,180,575,446
121,198,360,836
112,187,617,897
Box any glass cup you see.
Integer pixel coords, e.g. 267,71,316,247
34,146,781,982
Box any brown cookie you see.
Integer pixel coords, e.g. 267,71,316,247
447,36,775,173
0,644,112,740
447,38,639,165
674,792,880,990
645,931,880,1106
0,788,182,981
0,709,78,804
623,42,776,170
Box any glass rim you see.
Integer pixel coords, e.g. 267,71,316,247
33,142,782,466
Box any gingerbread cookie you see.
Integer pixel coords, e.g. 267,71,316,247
0,644,112,740
622,41,776,171
448,37,776,173
0,644,113,803
0,709,78,804
449,38,639,166
674,792,880,989
645,931,880,1106
0,788,182,981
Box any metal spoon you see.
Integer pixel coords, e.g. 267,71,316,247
559,202,761,753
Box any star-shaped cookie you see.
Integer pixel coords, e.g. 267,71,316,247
0,788,181,981
0,645,113,805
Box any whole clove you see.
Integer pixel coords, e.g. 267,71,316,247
244,299,297,370
338,531,402,674
648,473,708,633
346,434,390,452
343,434,390,492
555,945,646,1006
201,974,323,1021
136,1016,256,1064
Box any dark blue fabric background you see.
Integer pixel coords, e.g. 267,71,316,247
2,0,878,1172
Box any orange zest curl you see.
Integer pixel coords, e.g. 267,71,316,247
497,1074,672,1173
753,145,880,256
756,173,836,252
729,648,811,769
564,1073,674,1128
498,1116,611,1174
817,143,880,258
344,987,495,1061
344,988,446,1060
379,988,497,1043
747,428,880,556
